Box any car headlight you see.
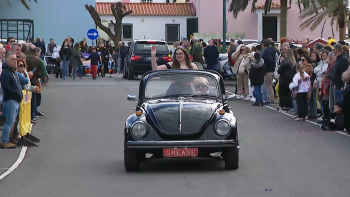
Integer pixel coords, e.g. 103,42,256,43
215,120,230,136
131,121,147,137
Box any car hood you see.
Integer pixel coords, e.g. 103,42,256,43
146,101,218,136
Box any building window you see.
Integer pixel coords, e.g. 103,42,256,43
141,0,152,3
122,24,133,40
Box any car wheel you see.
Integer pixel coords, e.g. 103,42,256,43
127,67,134,80
223,146,239,170
124,142,140,172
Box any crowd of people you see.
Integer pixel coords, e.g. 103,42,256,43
0,37,47,149
227,37,350,134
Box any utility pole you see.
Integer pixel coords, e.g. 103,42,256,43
222,0,226,53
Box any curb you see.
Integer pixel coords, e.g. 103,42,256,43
0,124,33,181
225,91,350,138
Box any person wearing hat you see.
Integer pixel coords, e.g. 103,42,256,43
71,43,84,80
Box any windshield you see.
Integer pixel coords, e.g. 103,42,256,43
145,73,220,99
135,41,169,52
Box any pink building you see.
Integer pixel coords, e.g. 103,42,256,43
196,0,339,41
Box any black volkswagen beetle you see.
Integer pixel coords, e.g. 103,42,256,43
124,69,240,171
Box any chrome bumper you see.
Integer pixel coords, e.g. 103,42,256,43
126,140,236,148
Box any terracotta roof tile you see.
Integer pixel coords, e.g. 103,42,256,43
256,2,290,9
96,3,196,16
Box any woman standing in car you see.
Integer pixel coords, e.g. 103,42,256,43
151,46,198,70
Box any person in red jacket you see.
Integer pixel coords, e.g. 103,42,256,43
319,72,330,122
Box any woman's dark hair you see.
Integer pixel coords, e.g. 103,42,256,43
301,54,312,63
74,43,80,48
17,59,27,69
202,42,207,48
172,46,192,69
237,40,243,45
309,52,320,62
321,50,329,57
59,39,68,54
323,45,333,51
293,48,298,60
255,45,262,52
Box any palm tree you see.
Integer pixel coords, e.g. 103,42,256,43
228,0,310,40
7,0,37,10
298,0,348,40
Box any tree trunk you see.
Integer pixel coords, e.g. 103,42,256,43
85,2,132,45
280,0,287,41
338,14,345,41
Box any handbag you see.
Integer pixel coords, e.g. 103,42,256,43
291,80,301,100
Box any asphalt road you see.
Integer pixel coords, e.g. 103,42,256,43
1,75,350,197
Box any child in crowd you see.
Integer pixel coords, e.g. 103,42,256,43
321,103,344,131
85,47,100,80
289,63,311,121
108,54,115,77
319,72,330,122
249,52,266,106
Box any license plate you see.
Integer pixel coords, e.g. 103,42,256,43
145,57,158,61
163,148,198,157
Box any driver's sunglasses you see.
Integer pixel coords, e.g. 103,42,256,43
195,84,208,89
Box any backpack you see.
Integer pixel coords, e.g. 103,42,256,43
228,44,236,64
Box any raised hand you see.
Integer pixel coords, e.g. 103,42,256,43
151,46,156,56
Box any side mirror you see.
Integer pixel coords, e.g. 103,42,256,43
127,94,137,101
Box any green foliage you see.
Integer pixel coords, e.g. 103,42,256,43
7,0,37,10
298,0,348,39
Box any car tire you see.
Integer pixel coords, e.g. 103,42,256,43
223,145,239,170
127,67,134,80
124,142,140,172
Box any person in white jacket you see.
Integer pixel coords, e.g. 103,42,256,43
289,63,311,121
314,51,329,88
231,44,252,100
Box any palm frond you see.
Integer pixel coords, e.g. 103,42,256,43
228,0,251,18
264,0,272,15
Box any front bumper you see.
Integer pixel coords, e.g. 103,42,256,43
126,140,236,148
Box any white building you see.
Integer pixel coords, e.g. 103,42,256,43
95,1,196,44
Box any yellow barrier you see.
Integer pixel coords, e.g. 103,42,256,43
19,90,32,137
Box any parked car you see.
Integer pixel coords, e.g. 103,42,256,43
203,53,235,79
123,40,171,80
124,69,240,171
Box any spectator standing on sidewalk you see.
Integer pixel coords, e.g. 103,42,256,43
249,52,266,106
262,39,277,104
332,44,349,104
278,48,295,110
300,54,317,119
26,44,47,123
85,47,100,80
342,69,350,133
71,43,84,80
232,44,252,100
34,37,46,60
11,43,21,58
204,39,219,71
289,62,311,121
59,40,71,80
117,42,127,74
327,52,337,112
0,53,23,149
191,37,204,65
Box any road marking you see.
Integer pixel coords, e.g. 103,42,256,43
0,124,32,180
0,147,27,180
226,91,350,138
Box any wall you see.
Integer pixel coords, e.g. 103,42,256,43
100,15,188,42
197,0,339,41
0,0,95,45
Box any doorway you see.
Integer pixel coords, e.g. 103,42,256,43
165,24,180,45
262,16,277,41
